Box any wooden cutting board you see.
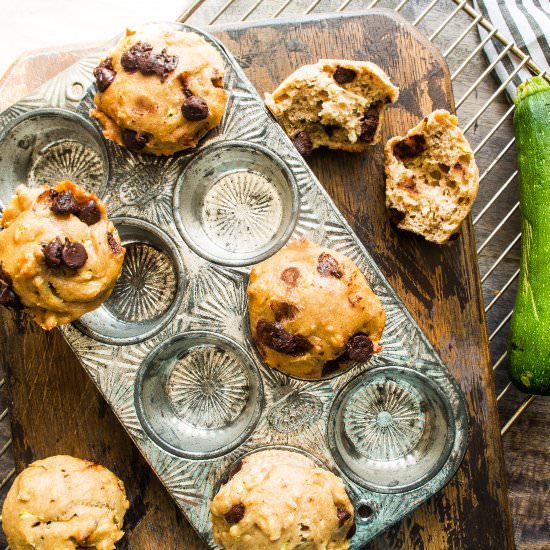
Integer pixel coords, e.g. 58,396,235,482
0,11,514,549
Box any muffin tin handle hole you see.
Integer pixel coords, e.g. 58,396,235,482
67,82,85,101
356,501,375,523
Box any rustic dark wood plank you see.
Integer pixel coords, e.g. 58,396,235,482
0,11,514,549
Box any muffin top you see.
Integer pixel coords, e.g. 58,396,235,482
211,449,355,550
265,59,398,154
247,239,385,378
0,181,124,329
91,24,228,155
1,455,129,550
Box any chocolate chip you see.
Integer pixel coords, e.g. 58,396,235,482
322,354,348,377
121,42,152,72
346,523,357,539
143,48,179,81
337,508,352,528
211,70,224,88
51,190,79,216
292,131,313,157
333,66,356,84
346,333,374,362
61,239,88,270
180,77,193,98
0,285,23,310
393,134,427,161
270,300,299,322
181,95,209,121
76,200,101,226
359,104,380,143
317,253,343,278
323,124,338,137
121,42,178,82
42,238,63,268
256,320,312,356
281,267,300,287
225,503,245,524
107,232,123,255
388,207,405,226
121,128,149,151
93,57,116,92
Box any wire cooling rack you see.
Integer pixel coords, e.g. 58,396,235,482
0,0,548,547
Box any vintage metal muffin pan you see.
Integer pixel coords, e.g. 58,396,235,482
0,22,468,548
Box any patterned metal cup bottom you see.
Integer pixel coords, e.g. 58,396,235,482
135,331,264,459
76,217,185,345
329,366,454,493
0,109,109,209
174,140,298,266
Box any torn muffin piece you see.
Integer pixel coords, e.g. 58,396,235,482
90,24,227,156
247,239,385,379
385,109,479,244
265,59,399,154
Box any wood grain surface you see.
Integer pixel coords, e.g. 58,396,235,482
0,11,515,549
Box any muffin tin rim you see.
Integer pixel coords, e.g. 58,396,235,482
0,107,111,200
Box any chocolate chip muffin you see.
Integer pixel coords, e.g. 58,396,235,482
211,449,355,549
2,455,129,550
91,24,227,156
0,181,125,329
265,59,398,154
247,239,385,378
385,109,479,244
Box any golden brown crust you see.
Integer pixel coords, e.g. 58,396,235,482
91,24,227,156
0,181,124,329
2,455,129,550
211,450,354,549
247,239,385,378
385,109,479,244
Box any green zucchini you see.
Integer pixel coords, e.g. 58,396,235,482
508,76,550,395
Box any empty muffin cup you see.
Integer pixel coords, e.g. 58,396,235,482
328,366,454,493
76,217,185,345
0,109,109,208
174,140,298,266
135,331,263,459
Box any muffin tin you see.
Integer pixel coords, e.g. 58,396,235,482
0,22,468,548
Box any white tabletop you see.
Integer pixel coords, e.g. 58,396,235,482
0,0,190,78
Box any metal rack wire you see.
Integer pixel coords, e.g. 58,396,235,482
0,0,548,546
